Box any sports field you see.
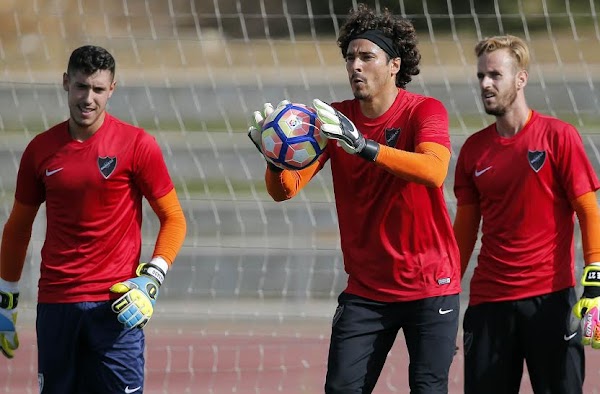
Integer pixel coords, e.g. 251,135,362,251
3,1,600,392
6,314,600,393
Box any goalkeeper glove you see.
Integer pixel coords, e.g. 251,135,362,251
312,98,379,161
110,259,167,329
0,279,19,359
247,100,291,172
571,262,600,348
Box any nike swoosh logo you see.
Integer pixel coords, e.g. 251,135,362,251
474,166,492,177
124,386,141,393
45,168,63,176
438,308,454,315
564,332,577,341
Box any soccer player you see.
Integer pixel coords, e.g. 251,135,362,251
454,34,600,393
0,45,187,393
248,4,460,393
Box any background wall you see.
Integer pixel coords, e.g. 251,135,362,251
1,1,600,393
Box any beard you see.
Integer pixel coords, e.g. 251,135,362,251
483,86,518,116
353,90,368,100
352,82,369,100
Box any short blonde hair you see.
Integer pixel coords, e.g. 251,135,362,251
475,35,530,70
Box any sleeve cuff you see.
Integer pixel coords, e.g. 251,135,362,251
0,278,19,293
149,256,170,274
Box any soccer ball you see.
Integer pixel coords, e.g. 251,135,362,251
260,102,327,170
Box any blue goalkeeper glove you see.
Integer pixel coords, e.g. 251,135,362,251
247,100,291,172
571,262,600,348
110,260,167,329
0,279,19,359
312,98,379,161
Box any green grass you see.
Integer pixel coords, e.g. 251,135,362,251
5,111,600,138
175,179,266,198
175,179,334,201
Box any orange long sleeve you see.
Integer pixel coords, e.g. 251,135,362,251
453,204,481,278
374,141,451,188
572,191,600,264
0,200,40,282
148,188,187,265
265,141,450,200
265,160,322,201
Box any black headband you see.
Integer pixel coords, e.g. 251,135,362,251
350,30,400,58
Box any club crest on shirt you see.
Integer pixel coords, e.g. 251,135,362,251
98,156,117,179
385,128,402,147
527,150,546,172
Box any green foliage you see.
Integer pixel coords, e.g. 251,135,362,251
189,0,597,39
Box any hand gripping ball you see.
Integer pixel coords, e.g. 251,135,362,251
260,103,327,170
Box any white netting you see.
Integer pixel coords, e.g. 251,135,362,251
1,0,600,393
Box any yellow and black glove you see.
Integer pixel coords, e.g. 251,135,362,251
110,262,166,329
571,262,600,348
0,279,19,358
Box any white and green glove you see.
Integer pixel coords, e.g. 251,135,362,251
0,279,19,359
312,98,379,161
110,258,168,329
247,100,291,172
571,262,600,348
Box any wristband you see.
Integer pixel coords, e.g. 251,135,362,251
136,263,166,287
358,139,380,161
0,291,19,310
582,263,600,286
581,263,600,298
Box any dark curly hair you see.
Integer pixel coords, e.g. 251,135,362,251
67,45,116,79
337,3,420,88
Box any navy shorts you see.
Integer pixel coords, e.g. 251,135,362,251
325,292,460,394
37,302,145,394
463,288,584,394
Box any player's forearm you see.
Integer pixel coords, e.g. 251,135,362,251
572,191,600,264
0,201,39,282
265,160,320,201
1,230,30,283
148,189,187,265
374,142,450,188
453,204,481,278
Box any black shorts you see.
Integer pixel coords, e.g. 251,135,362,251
325,292,459,394
463,287,584,394
37,302,145,394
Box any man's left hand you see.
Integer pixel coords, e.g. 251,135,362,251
312,99,379,161
0,282,19,359
571,263,600,348
110,262,165,329
312,98,366,154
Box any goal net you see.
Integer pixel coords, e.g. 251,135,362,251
1,0,600,392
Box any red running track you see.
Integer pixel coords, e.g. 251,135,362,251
2,327,600,393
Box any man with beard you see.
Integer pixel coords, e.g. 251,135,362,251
454,34,600,393
249,4,461,393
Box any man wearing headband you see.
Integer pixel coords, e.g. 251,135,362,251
248,4,459,393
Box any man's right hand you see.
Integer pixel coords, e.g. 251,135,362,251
0,280,19,359
247,100,291,171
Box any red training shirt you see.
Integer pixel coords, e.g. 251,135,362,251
15,113,174,303
454,111,600,305
318,89,461,302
